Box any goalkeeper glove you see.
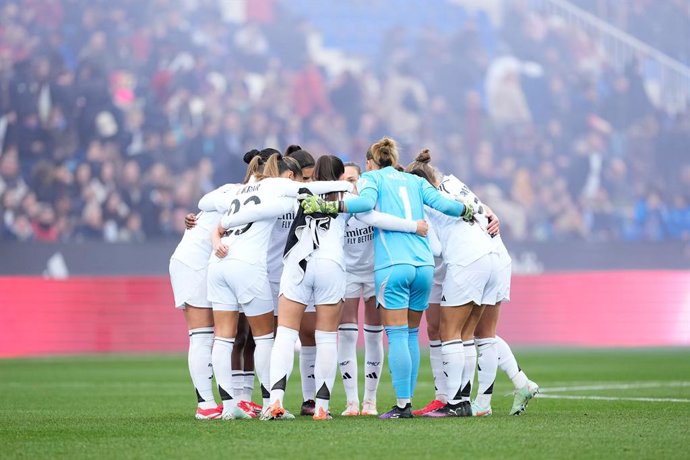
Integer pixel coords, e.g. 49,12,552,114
301,195,341,215
458,199,475,222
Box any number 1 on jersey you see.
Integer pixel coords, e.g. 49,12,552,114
398,186,413,220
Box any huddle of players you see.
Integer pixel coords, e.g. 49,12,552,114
169,140,539,421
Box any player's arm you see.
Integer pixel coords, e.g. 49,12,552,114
220,197,295,229
198,184,236,213
355,210,428,236
272,178,354,197
211,224,228,258
484,204,500,237
421,180,474,221
300,173,378,214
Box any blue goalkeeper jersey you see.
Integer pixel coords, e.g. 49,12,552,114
351,166,464,271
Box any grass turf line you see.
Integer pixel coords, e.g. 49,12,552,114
1,349,689,459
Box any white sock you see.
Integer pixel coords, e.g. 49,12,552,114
253,332,274,408
396,398,410,408
232,371,245,402
269,326,298,406
496,335,528,389
338,323,359,404
243,371,255,403
363,324,384,402
442,340,465,405
475,337,498,406
314,330,338,414
211,337,236,411
300,345,317,401
429,339,447,403
188,327,216,409
461,340,477,402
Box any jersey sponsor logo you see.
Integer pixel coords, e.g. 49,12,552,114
346,225,374,245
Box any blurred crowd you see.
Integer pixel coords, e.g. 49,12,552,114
572,0,690,64
0,0,688,243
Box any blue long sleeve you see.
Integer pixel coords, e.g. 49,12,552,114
344,188,378,213
421,184,464,217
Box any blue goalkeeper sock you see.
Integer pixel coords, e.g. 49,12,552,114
385,325,411,408
408,327,420,398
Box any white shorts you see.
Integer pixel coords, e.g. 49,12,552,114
345,273,375,300
169,259,210,309
271,280,316,314
441,253,500,307
280,258,346,307
494,262,511,304
428,262,446,305
207,259,274,316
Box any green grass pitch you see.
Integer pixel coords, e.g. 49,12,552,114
1,348,689,459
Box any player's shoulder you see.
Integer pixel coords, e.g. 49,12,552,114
358,170,380,189
439,174,466,193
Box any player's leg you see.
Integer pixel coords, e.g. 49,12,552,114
339,292,361,416
407,265,433,403
211,307,240,420
313,301,343,420
232,315,248,405
298,311,317,416
459,305,485,405
242,332,256,407
262,295,306,420
362,294,383,415
413,302,446,416
206,262,245,420
496,333,540,415
377,265,415,419
427,258,492,417
184,305,219,419
311,259,346,420
424,302,473,417
474,304,499,416
244,311,274,416
170,259,220,419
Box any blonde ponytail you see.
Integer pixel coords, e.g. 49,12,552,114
370,137,399,168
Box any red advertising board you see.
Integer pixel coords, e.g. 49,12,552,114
1,271,688,357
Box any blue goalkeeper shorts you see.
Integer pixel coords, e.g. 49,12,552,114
374,264,434,312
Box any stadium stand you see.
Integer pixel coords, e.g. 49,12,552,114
0,0,688,243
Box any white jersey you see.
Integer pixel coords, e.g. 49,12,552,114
439,174,511,267
438,174,489,230
311,212,347,269
212,177,355,275
341,191,421,277
170,183,239,270
267,210,295,282
343,215,374,280
209,179,297,267
425,203,493,267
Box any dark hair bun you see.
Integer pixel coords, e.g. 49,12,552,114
260,148,281,161
286,148,315,169
284,144,302,156
415,148,431,164
243,149,261,165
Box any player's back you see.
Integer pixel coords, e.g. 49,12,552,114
218,179,289,267
358,166,432,270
